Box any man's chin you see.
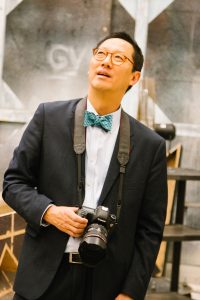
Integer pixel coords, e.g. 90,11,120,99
91,82,114,92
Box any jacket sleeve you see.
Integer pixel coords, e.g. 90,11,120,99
2,103,53,234
122,139,168,300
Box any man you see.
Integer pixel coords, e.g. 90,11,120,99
2,32,167,300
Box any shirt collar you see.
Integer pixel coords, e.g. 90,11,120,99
86,99,121,132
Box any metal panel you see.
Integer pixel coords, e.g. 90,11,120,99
0,0,6,85
118,0,175,23
6,0,24,15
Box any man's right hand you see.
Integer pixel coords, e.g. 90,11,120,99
43,205,88,237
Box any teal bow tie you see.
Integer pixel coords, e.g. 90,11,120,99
83,111,113,132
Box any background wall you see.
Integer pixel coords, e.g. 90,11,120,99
145,0,200,284
0,0,200,286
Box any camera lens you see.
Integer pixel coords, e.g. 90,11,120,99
78,223,108,267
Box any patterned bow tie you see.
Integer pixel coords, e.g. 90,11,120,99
83,111,113,132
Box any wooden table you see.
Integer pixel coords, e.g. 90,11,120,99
164,168,200,292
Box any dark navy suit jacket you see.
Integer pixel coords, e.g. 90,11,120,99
3,99,167,300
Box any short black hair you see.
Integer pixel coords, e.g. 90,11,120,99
96,31,144,72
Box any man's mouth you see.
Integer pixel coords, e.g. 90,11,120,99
97,71,111,78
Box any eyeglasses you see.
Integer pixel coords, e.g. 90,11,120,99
92,48,134,66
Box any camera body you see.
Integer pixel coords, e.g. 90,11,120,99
77,206,116,267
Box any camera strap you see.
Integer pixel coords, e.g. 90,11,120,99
73,97,130,221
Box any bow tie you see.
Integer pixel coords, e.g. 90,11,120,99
83,111,113,132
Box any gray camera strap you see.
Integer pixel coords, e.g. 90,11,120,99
74,97,130,221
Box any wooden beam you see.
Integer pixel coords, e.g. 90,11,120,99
0,229,25,240
0,244,18,272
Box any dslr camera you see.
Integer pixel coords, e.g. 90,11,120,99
77,205,116,267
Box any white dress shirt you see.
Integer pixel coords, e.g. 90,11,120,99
65,99,121,252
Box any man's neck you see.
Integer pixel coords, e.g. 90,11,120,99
87,89,123,115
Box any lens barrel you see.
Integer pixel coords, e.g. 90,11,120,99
78,223,108,267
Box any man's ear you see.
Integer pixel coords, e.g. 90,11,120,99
129,71,141,87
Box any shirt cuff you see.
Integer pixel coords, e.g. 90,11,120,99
40,204,54,226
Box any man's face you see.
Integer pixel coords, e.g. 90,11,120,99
88,38,139,94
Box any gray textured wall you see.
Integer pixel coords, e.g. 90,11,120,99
0,0,200,281
3,0,112,109
146,0,200,124
1,0,113,183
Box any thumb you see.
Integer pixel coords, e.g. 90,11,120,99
71,207,79,212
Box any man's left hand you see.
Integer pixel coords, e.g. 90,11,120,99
115,294,134,300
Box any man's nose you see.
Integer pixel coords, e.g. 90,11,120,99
101,53,112,66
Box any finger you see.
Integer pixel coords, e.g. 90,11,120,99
66,215,88,227
68,231,83,238
63,214,88,228
59,227,82,237
65,228,84,238
70,213,88,224
65,223,85,235
70,219,88,229
56,223,84,237
63,208,88,224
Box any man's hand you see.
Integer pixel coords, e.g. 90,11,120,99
43,205,88,237
115,294,134,300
